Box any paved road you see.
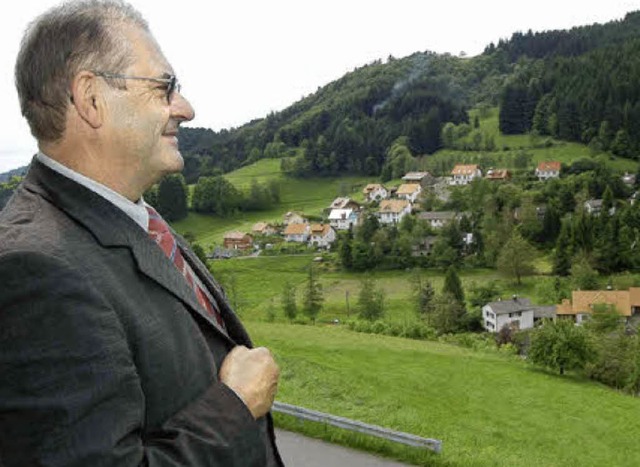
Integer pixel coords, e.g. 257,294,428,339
275,429,412,466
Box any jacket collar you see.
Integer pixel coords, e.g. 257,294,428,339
23,158,239,345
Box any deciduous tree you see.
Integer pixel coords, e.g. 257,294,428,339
497,231,537,285
528,319,595,375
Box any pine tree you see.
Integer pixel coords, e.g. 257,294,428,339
302,265,323,323
431,292,467,334
410,269,435,319
157,174,188,221
282,281,298,321
357,275,385,321
442,266,465,304
338,230,353,270
553,220,573,276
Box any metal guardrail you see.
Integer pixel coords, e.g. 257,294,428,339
272,401,442,454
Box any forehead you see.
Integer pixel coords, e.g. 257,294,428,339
122,24,173,76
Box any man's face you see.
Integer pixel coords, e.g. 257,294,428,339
103,25,195,189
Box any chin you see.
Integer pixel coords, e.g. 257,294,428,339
161,150,185,174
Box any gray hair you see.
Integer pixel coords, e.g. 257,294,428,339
15,0,149,142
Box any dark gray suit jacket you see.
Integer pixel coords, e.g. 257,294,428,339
0,159,283,466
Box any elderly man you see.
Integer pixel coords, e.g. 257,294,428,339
0,1,283,465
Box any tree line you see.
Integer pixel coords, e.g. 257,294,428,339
144,174,281,220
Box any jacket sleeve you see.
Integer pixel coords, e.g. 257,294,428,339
0,251,266,467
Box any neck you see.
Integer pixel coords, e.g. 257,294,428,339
39,141,146,202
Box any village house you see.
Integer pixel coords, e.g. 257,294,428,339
402,171,435,187
223,231,253,251
283,223,310,243
450,164,482,185
395,183,422,203
418,211,464,229
584,199,616,216
362,183,389,202
484,168,511,181
328,208,360,230
417,211,458,229
535,161,561,180
556,288,640,324
283,211,307,226
328,197,361,211
308,223,336,249
251,222,277,236
411,235,438,257
622,172,636,187
482,296,555,332
378,199,411,224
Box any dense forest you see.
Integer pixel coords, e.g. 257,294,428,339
498,12,640,155
177,11,640,183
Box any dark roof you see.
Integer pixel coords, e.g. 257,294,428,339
533,306,556,319
485,297,533,315
418,211,457,221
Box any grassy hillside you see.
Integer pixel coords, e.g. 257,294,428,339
173,159,370,247
250,322,640,466
464,107,637,173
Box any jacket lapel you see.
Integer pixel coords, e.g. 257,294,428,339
176,234,253,347
23,159,234,344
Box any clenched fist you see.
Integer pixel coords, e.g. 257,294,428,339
219,346,280,419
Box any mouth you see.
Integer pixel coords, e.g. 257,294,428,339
162,133,179,148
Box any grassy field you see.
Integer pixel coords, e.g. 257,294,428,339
173,159,370,247
249,322,640,466
467,107,637,173
207,254,638,323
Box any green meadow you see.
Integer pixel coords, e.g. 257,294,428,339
173,159,370,247
208,254,640,324
249,322,640,466
468,107,637,173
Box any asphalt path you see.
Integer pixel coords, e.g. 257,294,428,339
275,429,413,466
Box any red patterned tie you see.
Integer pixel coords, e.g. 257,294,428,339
146,206,226,329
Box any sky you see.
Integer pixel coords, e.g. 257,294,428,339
2,0,639,173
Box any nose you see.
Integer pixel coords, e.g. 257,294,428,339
171,91,195,122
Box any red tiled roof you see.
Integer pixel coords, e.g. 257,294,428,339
284,223,309,235
451,164,479,176
379,199,410,213
537,161,561,172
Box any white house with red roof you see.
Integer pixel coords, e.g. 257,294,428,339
283,223,310,243
378,199,411,224
395,183,422,203
450,164,482,185
535,161,561,180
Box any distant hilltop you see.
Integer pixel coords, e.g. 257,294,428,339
0,165,28,183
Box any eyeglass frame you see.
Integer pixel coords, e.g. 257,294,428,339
92,71,181,104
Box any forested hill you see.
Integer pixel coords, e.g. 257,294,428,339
485,11,640,61
178,11,640,184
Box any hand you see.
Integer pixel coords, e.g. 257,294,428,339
219,345,280,419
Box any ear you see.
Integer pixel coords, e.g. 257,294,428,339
69,71,103,129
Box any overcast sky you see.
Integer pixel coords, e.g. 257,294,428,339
2,0,639,173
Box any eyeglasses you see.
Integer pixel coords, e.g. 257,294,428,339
92,71,181,103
